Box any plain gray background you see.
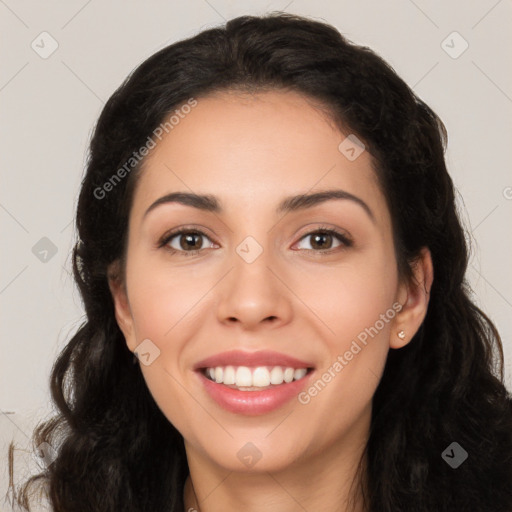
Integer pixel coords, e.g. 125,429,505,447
1,1,511,508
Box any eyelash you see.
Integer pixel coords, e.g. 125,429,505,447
157,225,353,257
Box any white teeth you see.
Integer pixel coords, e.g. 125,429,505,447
235,366,252,387
203,365,310,388
252,367,270,387
223,366,236,385
283,368,295,383
269,366,283,385
294,368,308,381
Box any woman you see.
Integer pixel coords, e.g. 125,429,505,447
10,11,512,512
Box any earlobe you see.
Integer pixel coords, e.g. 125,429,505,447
390,248,434,349
107,261,137,352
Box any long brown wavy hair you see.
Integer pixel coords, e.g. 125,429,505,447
8,12,512,512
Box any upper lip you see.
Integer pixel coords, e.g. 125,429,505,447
193,350,315,370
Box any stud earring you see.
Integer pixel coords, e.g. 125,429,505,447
397,330,405,340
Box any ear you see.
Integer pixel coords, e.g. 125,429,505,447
107,260,137,353
391,247,434,349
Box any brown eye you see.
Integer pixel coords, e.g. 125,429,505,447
176,232,204,251
295,228,352,252
160,229,216,254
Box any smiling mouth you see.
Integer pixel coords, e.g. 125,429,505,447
198,366,315,391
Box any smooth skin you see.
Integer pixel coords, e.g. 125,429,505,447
108,90,433,512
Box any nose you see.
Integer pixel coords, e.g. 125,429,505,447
215,242,293,331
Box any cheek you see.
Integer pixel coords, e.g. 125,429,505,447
299,248,398,344
125,252,207,344
125,256,202,432
295,264,397,429
298,245,398,403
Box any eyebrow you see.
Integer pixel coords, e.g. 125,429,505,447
143,189,375,222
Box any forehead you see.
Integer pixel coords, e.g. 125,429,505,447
131,90,385,221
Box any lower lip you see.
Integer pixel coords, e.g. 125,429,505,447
196,369,315,415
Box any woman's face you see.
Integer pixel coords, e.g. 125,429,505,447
110,90,421,474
